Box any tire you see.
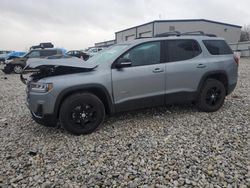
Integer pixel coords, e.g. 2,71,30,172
2,65,12,74
198,79,226,112
59,93,105,135
13,64,23,74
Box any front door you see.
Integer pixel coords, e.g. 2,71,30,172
112,41,166,112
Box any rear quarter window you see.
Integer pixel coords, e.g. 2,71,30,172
203,40,232,55
166,39,201,62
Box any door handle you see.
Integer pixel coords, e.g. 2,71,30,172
153,68,164,73
197,64,206,68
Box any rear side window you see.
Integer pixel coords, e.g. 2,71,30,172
40,50,57,57
166,40,201,62
203,40,232,55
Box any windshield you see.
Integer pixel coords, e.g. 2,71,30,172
87,44,129,64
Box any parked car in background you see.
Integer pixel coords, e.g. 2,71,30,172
2,51,26,63
67,50,89,61
0,50,13,62
30,42,54,50
0,50,12,54
2,48,65,74
22,34,238,135
86,47,104,57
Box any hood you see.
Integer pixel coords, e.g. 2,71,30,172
20,57,98,84
26,56,98,69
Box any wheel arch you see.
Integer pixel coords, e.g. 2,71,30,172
197,71,229,95
54,84,115,118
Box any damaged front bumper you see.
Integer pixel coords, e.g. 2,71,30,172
20,57,97,84
26,86,58,127
21,57,98,126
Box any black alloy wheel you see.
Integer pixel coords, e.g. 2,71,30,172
59,93,105,135
198,79,226,112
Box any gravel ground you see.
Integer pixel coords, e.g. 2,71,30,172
0,59,250,188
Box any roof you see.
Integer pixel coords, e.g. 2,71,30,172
115,19,242,34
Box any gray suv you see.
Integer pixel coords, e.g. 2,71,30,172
22,35,238,135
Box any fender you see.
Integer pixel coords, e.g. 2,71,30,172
197,70,229,95
54,84,115,117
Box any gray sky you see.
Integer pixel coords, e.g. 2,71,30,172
0,0,249,51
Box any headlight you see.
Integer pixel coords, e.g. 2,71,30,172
5,60,12,64
29,82,53,93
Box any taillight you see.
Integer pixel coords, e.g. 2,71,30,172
233,54,239,65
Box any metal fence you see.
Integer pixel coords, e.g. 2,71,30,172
229,41,250,57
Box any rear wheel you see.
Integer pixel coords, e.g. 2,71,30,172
59,93,105,135
13,64,23,74
198,79,226,112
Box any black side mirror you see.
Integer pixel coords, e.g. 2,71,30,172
116,58,132,69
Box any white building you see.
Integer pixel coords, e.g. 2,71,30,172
229,41,250,57
95,19,242,47
115,19,241,43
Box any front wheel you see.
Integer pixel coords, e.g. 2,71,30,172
59,93,105,135
198,79,226,112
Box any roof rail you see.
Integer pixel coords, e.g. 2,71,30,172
135,31,217,40
204,34,217,37
155,31,181,37
153,31,217,38
181,31,205,35
181,31,217,37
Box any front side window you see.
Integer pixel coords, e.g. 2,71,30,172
166,40,201,62
121,42,160,66
27,51,40,58
203,40,232,55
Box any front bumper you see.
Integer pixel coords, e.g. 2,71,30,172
26,90,57,118
26,91,58,127
30,111,58,127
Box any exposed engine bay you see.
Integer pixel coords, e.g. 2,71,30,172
20,57,97,84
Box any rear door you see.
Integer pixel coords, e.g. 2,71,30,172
163,39,208,102
112,41,166,112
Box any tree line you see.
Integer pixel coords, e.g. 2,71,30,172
240,25,250,42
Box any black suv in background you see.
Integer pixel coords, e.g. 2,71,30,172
2,48,64,74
